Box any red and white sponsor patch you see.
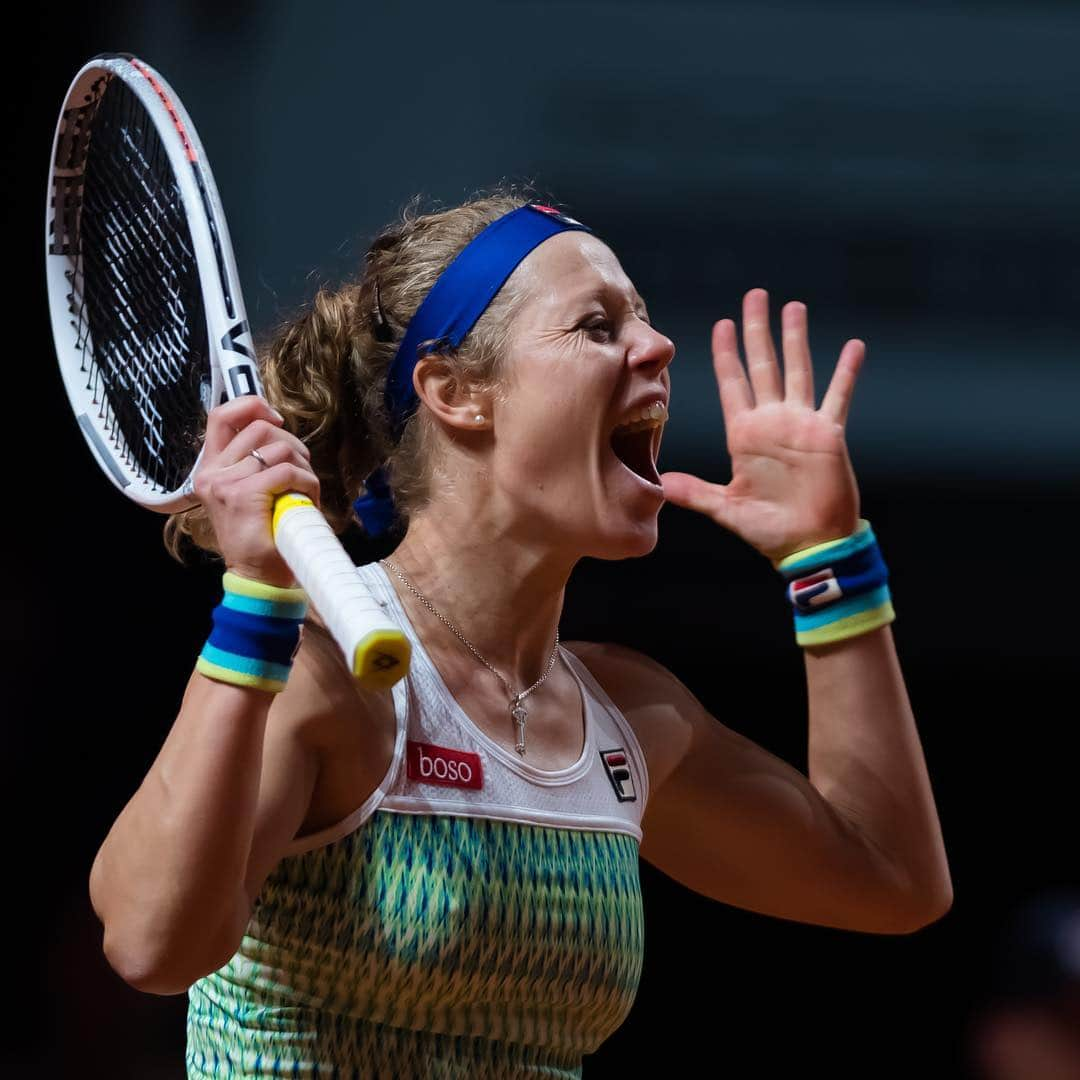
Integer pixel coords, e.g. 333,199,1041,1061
406,740,483,790
528,202,585,228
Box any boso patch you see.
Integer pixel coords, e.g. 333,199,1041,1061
599,747,636,802
407,740,483,790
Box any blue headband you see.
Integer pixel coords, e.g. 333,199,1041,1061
353,202,594,537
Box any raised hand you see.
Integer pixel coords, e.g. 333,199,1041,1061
660,288,865,566
192,397,321,588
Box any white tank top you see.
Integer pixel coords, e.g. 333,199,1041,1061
187,559,652,1078
285,558,650,856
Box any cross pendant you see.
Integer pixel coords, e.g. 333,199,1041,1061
511,699,528,756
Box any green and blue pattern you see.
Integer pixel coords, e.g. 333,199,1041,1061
187,809,645,1077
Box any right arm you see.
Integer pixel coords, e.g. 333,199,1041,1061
88,614,386,994
88,669,314,994
89,395,327,995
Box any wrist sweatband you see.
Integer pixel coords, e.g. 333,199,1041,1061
195,571,309,693
775,518,895,647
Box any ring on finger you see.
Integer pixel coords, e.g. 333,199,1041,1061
249,447,269,469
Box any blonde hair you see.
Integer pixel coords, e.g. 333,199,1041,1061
163,182,544,564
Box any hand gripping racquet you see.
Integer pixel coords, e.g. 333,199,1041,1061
45,53,410,690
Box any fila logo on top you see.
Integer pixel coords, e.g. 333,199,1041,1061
599,747,636,802
528,203,585,228
788,567,843,610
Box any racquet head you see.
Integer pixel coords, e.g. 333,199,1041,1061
45,52,260,513
45,53,411,689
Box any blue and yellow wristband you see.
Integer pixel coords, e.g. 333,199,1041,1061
195,571,309,693
775,518,895,647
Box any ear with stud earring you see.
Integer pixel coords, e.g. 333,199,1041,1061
474,414,485,424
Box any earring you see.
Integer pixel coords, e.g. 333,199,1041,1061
474,414,485,424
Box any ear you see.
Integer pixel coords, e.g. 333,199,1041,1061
412,353,494,432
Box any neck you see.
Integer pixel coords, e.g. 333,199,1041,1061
384,507,575,694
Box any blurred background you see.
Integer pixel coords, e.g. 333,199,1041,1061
10,1,1079,1075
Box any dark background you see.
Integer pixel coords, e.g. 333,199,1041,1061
9,2,1078,1076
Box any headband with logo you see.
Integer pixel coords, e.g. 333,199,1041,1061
353,202,594,537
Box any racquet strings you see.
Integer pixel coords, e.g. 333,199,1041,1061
71,73,210,494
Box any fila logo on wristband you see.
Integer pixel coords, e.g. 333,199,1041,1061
407,740,484,790
789,568,843,610
600,747,637,802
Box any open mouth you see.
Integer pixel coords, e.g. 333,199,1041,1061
609,425,662,487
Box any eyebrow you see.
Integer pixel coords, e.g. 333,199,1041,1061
571,284,650,317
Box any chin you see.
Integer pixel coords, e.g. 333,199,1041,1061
587,508,662,561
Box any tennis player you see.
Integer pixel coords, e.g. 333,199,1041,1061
90,186,953,1077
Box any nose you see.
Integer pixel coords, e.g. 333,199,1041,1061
628,320,675,375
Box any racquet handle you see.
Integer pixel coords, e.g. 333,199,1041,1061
270,493,411,690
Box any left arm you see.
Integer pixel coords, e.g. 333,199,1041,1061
803,623,951,922
641,288,953,934
571,636,951,936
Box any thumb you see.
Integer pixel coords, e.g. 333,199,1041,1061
659,471,733,525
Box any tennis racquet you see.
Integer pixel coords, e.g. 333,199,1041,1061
45,53,411,690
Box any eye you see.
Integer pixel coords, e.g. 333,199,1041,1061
583,318,614,340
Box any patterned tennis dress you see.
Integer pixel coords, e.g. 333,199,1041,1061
186,559,650,1078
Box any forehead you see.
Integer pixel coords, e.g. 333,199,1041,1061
512,231,643,313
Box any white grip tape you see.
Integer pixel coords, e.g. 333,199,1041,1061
272,499,410,689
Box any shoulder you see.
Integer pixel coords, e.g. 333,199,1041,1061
292,606,396,753
562,640,690,794
562,639,669,707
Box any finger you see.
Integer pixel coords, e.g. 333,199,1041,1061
256,462,322,509
741,288,783,405
203,396,284,456
193,439,304,501
192,449,265,503
712,319,753,422
781,301,815,408
223,439,310,474
219,459,321,508
659,470,730,520
819,339,866,427
217,418,311,470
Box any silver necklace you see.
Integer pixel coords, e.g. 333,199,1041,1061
380,558,560,757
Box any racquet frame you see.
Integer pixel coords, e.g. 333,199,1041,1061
46,53,411,690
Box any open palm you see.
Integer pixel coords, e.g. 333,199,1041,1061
660,288,865,566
